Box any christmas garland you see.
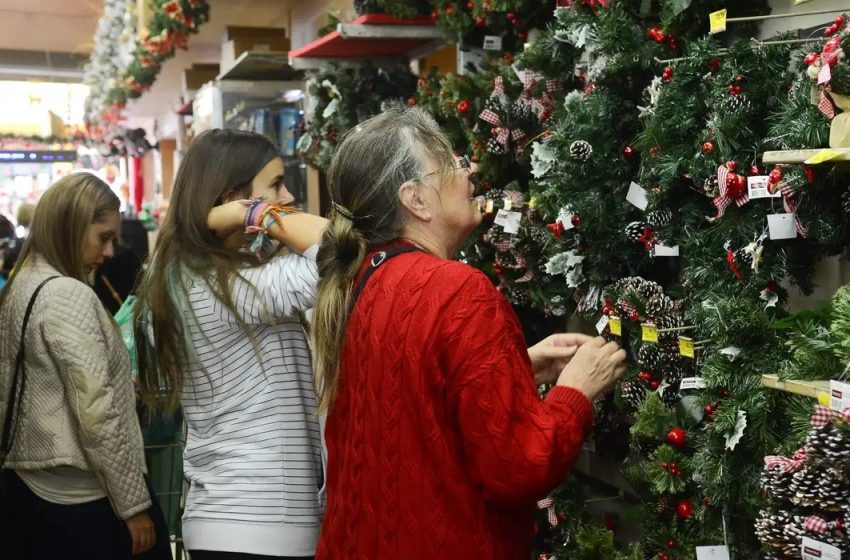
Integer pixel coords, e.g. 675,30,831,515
84,0,210,141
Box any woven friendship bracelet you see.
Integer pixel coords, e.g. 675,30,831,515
244,204,299,259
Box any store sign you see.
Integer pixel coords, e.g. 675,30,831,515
801,537,841,560
0,150,77,163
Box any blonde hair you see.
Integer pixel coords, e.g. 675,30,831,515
16,203,35,229
0,173,119,308
311,107,454,412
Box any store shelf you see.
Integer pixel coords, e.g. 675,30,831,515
761,374,830,399
289,14,445,70
762,148,850,164
218,51,299,81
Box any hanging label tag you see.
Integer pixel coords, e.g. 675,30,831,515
680,377,708,390
696,545,730,560
609,316,622,336
708,10,727,34
503,198,513,211
767,213,797,240
641,323,658,343
804,149,842,165
595,315,610,334
747,175,781,199
626,181,649,210
485,199,494,214
801,537,841,560
558,208,576,231
483,35,503,51
653,244,680,257
494,210,522,234
830,380,850,412
679,337,695,358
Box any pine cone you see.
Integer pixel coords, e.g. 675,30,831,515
638,345,660,370
486,137,505,155
647,208,672,227
704,176,719,197
511,99,533,122
510,289,531,307
484,96,503,114
620,381,647,410
569,140,593,162
655,496,671,514
625,221,647,242
735,248,753,270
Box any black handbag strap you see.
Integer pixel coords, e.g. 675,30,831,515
347,246,419,316
1,276,59,467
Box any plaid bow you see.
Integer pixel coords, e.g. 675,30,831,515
777,181,808,237
537,497,559,527
479,109,527,148
804,515,845,536
765,448,807,474
504,190,525,207
712,164,749,219
810,405,850,427
819,90,836,119
617,298,638,318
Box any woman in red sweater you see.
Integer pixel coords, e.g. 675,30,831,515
311,107,627,559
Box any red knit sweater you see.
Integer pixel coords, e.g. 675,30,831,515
316,247,594,559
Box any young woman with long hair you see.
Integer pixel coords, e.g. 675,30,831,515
0,173,169,559
134,129,327,560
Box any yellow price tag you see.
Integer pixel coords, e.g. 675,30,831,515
609,316,622,336
528,196,538,209
679,337,695,358
804,149,842,165
485,199,494,213
641,323,658,343
817,392,831,407
709,9,727,35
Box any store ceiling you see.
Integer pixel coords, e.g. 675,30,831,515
0,0,101,56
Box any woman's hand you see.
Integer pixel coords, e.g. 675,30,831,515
528,333,594,386
555,337,627,402
207,200,250,238
125,511,156,555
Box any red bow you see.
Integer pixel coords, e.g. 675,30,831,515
804,515,845,536
547,222,565,238
765,448,806,474
638,226,657,249
775,181,808,237
712,164,749,219
810,405,850,427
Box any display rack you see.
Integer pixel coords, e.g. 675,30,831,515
289,14,445,70
761,374,830,399
218,51,299,81
762,148,850,164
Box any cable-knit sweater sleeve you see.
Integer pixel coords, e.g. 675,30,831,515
441,269,593,506
41,279,151,519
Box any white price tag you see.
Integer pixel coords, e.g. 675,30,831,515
802,537,842,560
483,35,503,51
494,210,522,234
653,244,680,257
830,380,850,412
557,208,576,231
626,181,649,211
595,315,610,334
747,175,781,199
680,377,707,390
767,213,797,240
696,545,730,560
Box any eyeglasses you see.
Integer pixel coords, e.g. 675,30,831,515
417,155,471,182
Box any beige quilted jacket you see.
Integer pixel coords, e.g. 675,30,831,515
0,259,150,519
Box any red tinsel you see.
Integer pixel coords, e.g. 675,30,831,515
726,249,743,281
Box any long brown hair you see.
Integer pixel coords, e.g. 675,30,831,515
134,129,279,410
0,173,120,312
311,107,454,412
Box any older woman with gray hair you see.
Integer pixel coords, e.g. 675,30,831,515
311,107,626,559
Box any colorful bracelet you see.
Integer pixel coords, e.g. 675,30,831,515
244,203,299,259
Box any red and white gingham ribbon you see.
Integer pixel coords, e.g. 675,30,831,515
617,298,638,318
764,449,806,474
537,497,559,527
804,515,844,535
504,190,525,207
777,182,808,237
494,239,511,253
478,109,526,148
546,79,563,93
819,90,836,119
810,405,850,427
713,164,749,219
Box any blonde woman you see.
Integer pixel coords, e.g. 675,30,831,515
0,173,169,559
134,129,327,560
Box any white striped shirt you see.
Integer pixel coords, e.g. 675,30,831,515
179,246,324,556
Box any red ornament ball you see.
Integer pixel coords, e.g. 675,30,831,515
668,540,677,549
506,11,517,21
768,166,782,186
725,160,738,172
725,174,746,198
825,24,838,37
623,146,636,159
649,380,660,390
456,99,470,113
701,140,715,154
667,427,687,448
518,32,527,41
835,15,846,27
704,403,717,417
629,310,640,321
444,4,455,15
430,10,439,21
639,370,653,382
407,97,417,106
662,67,674,82
658,553,669,560
804,52,819,65
475,16,487,28
571,214,582,227
676,500,695,520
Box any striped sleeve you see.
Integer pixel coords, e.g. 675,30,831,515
222,245,319,325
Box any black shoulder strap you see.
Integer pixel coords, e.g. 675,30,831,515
1,275,59,467
347,246,419,316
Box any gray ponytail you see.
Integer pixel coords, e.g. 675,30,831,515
312,107,454,412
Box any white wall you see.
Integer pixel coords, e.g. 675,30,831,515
761,0,848,38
